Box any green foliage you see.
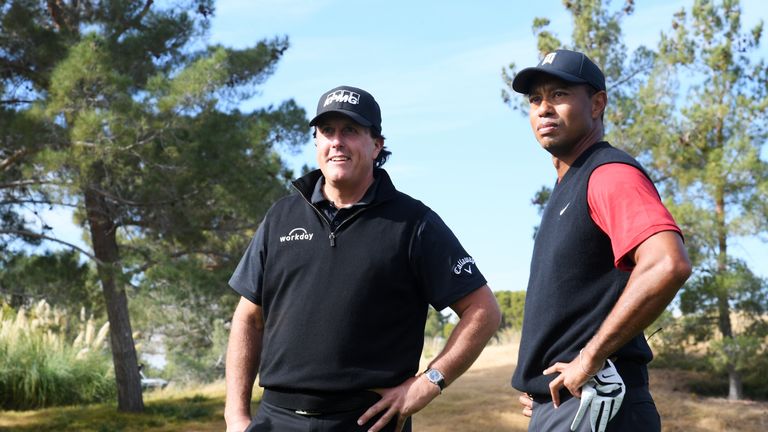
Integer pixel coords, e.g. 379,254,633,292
530,186,552,238
0,392,223,431
494,290,526,331
0,0,309,408
642,0,768,399
0,300,115,410
708,334,765,376
501,0,655,124
145,395,214,420
505,0,768,400
424,291,525,341
0,250,101,314
424,307,451,339
161,318,230,383
680,260,767,330
650,312,768,400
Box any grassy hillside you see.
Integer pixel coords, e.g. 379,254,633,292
415,342,768,431
1,341,766,431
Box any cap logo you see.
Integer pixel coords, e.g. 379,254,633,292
541,52,557,65
324,90,360,107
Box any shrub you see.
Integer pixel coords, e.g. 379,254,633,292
494,290,526,332
649,311,768,400
163,318,228,384
0,300,115,409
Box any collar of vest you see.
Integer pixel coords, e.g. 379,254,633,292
291,168,398,204
558,141,612,184
573,141,611,166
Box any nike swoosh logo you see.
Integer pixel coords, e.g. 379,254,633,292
559,202,571,216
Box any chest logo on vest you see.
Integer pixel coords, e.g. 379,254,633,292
279,227,315,243
559,202,571,216
453,257,476,275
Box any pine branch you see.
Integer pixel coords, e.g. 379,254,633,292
0,149,30,171
0,199,78,208
46,0,66,31
113,0,154,39
0,179,62,189
0,99,35,105
87,185,194,208
0,228,101,264
0,287,46,300
123,248,235,275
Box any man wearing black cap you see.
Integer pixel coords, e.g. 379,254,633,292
509,50,692,431
224,85,501,432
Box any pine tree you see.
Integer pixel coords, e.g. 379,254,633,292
635,0,768,400
502,0,767,400
0,0,307,411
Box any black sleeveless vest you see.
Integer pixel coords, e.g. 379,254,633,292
257,169,433,391
512,142,654,395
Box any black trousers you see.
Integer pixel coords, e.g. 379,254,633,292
528,384,660,432
246,400,412,432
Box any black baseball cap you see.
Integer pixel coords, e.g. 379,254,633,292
309,85,382,135
512,49,606,94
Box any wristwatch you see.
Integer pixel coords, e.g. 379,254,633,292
423,368,446,393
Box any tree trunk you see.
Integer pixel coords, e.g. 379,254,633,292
717,294,743,400
715,189,743,401
728,365,744,401
85,187,144,412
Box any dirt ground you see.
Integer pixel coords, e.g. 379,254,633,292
414,342,768,432
2,341,766,431
415,342,528,431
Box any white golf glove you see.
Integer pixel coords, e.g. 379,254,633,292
570,358,625,432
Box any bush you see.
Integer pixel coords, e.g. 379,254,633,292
163,318,228,384
494,290,526,332
649,311,768,401
0,300,115,409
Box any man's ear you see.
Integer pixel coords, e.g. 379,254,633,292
592,91,607,120
373,137,384,159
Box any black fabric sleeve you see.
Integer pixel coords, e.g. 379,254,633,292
228,221,267,305
411,210,487,311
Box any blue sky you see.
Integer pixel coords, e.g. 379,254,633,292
203,0,768,292
38,0,767,292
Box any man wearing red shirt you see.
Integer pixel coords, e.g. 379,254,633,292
510,49,692,432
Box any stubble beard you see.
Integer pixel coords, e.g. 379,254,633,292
539,136,576,159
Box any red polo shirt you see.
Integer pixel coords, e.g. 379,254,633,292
588,163,682,271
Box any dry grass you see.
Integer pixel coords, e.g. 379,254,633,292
652,369,768,432
1,338,767,431
415,341,529,431
0,383,234,431
415,337,768,432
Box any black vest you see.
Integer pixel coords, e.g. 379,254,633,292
257,169,433,392
512,142,654,396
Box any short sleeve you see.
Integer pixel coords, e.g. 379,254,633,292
229,222,267,305
588,163,683,270
411,211,487,311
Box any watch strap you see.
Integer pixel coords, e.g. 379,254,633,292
423,368,446,392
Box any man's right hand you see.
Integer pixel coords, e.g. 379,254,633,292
358,374,441,432
569,359,625,432
518,393,533,417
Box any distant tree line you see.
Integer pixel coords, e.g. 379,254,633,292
424,290,525,340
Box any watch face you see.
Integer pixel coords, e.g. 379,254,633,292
427,369,442,382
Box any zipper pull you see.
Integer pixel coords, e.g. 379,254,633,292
329,232,336,247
